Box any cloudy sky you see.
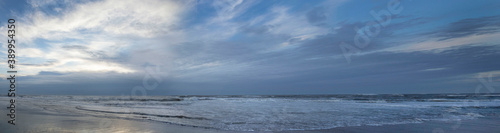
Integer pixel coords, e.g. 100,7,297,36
0,0,499,95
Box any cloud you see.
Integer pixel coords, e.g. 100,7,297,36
163,0,350,82
2,0,191,76
1,0,497,95
384,32,500,53
306,7,327,25
436,15,500,40
211,0,256,23
21,0,185,41
241,6,334,53
381,15,500,53
421,67,447,72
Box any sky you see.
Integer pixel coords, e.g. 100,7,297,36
0,0,499,95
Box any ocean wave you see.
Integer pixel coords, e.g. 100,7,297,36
75,106,209,120
15,94,500,131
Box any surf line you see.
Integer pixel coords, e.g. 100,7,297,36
6,19,17,125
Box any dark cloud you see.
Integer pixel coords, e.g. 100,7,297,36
436,15,500,40
21,60,57,67
62,45,88,50
37,71,64,75
306,7,327,26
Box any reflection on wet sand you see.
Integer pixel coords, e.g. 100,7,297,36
0,109,226,133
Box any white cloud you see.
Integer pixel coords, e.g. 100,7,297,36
211,0,249,23
21,0,184,42
265,7,326,37
421,67,447,72
249,0,346,52
383,32,500,53
181,61,222,70
1,0,191,76
188,0,257,42
2,0,351,81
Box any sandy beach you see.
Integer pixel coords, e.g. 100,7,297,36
0,108,232,133
1,103,499,133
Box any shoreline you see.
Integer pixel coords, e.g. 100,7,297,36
0,108,235,133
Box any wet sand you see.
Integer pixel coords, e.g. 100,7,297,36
0,110,233,133
0,100,235,133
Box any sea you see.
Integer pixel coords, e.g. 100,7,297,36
7,93,500,131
